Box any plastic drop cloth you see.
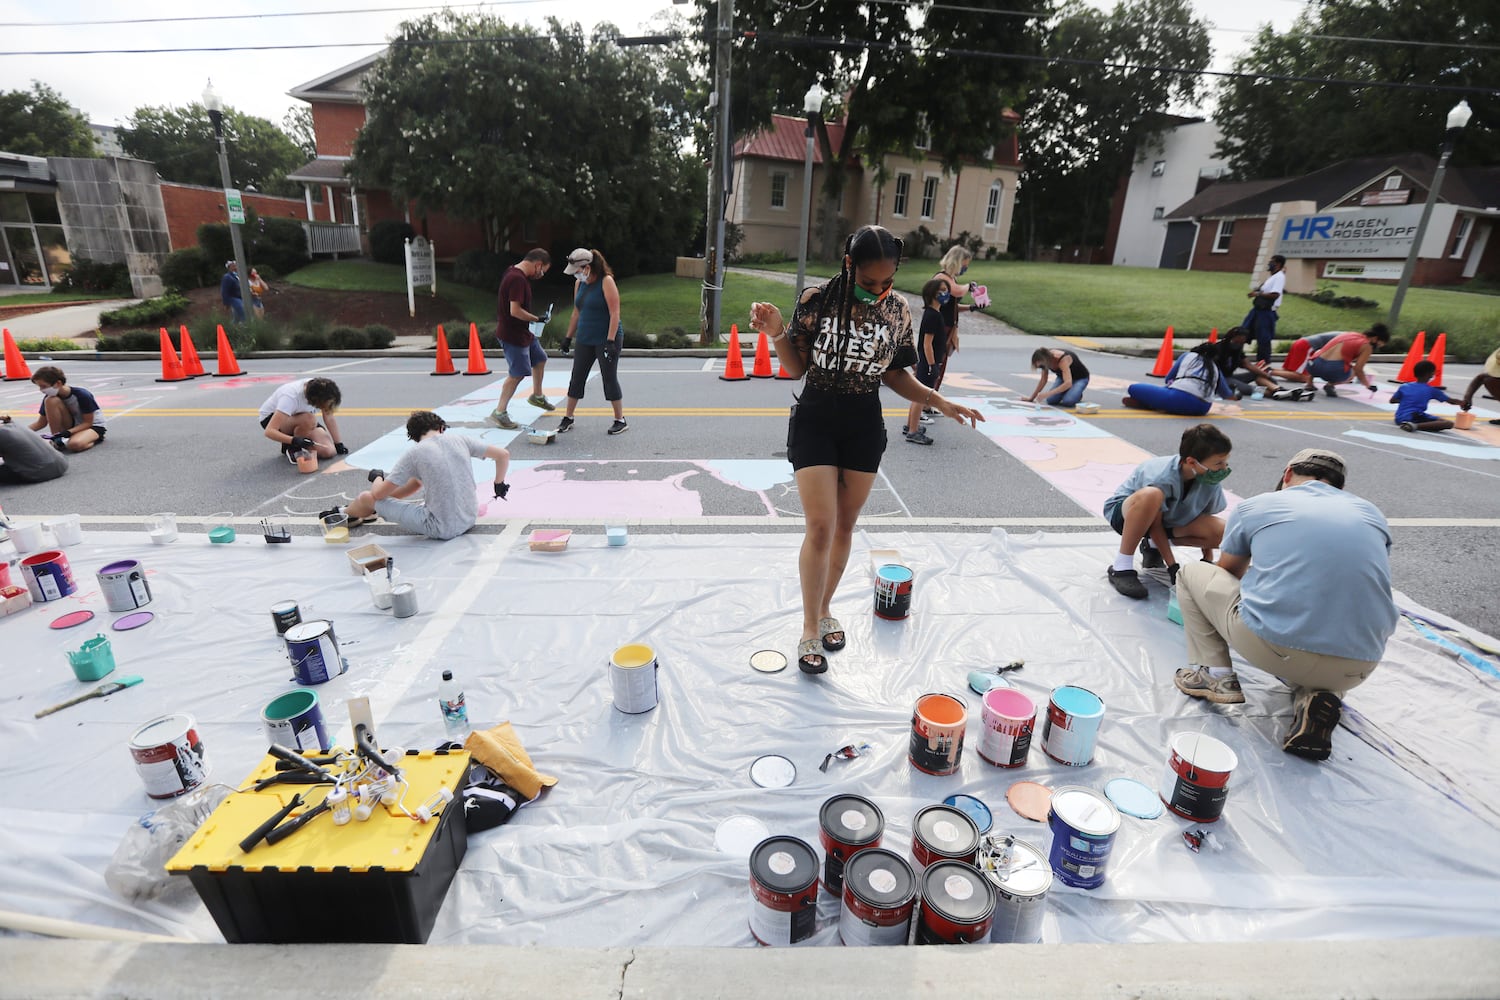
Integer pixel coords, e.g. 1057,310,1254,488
2,527,1499,946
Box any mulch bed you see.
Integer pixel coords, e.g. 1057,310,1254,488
173,286,477,335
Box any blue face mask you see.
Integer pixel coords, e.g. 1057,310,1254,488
937,290,952,305
958,264,968,275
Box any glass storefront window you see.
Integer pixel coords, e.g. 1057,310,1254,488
3,226,45,285
27,193,62,225
36,225,70,285
0,192,29,224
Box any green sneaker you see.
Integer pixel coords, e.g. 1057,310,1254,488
490,409,517,429
528,393,556,412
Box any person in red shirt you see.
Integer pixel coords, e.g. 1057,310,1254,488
490,249,554,429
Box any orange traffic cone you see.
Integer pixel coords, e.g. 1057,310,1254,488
2,328,32,381
750,330,774,378
212,324,244,376
1208,327,1218,344
1425,332,1447,389
776,359,796,380
720,323,748,381
461,322,490,376
1148,326,1175,377
431,324,458,376
1389,330,1426,384
155,327,189,382
178,325,206,377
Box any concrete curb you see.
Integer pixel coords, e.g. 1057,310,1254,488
1,937,1496,999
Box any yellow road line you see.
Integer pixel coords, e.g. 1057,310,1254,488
1057,335,1103,350
109,406,1403,422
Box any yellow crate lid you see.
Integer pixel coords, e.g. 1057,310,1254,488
166,749,468,875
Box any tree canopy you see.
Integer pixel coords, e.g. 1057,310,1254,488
1014,0,1212,254
351,11,702,275
1216,0,1498,178
0,82,97,158
119,104,306,195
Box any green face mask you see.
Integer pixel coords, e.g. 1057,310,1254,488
1198,466,1231,485
851,283,889,304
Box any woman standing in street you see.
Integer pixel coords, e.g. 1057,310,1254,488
557,247,627,436
750,225,984,674
929,245,979,396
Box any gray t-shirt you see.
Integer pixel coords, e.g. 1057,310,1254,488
1222,481,1397,662
0,423,68,482
387,433,490,540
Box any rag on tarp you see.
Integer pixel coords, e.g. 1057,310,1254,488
455,722,559,832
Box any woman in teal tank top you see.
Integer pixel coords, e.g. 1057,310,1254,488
559,247,627,435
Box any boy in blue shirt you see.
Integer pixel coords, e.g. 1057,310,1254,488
1390,360,1454,433
1102,423,1233,599
28,366,106,453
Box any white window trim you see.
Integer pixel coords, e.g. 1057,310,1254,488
1152,207,1165,220
1151,160,1166,177
920,174,939,221
892,173,912,218
914,116,931,151
769,171,789,211
1212,219,1234,254
1383,175,1402,191
1450,216,1472,259
984,181,1002,229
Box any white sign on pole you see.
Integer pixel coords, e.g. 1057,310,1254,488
225,189,246,225
1273,205,1426,259
404,236,436,317
1323,261,1405,280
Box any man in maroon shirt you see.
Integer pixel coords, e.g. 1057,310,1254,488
490,248,555,428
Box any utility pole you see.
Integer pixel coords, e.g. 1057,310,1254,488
202,80,252,323
700,0,734,345
1387,100,1472,331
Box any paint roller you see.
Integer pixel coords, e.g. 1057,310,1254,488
239,793,304,853
354,722,403,780
266,742,337,780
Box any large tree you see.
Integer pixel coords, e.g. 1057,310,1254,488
119,104,305,195
0,82,97,158
1216,0,1498,179
282,106,317,162
351,11,703,275
1014,0,1212,254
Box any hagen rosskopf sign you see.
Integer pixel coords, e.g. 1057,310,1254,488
1273,205,1425,259
404,236,436,317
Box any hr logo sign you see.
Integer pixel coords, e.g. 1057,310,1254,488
1273,205,1425,259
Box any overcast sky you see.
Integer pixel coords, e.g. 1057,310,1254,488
0,0,1308,130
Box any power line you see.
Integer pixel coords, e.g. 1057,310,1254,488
0,2,541,29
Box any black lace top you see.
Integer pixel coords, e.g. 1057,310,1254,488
788,283,918,393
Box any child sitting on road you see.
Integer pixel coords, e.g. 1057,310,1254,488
27,366,106,453
1101,423,1233,600
1390,360,1455,433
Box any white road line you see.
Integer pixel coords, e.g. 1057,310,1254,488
700,358,717,372
307,358,382,375
1234,415,1500,482
877,467,912,517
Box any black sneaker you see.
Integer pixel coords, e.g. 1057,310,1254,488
367,468,386,483
904,429,934,445
1138,537,1165,569
317,506,343,524
1107,567,1148,599
1283,691,1343,761
557,416,575,433
607,419,628,435
1324,382,1338,397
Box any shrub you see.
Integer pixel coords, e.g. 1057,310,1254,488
363,324,396,349
453,249,508,290
95,330,165,351
291,330,330,351
159,247,215,291
737,251,792,266
440,321,481,349
54,257,131,295
326,325,369,350
1299,286,1379,310
99,294,190,328
723,222,745,263
907,225,939,259
197,208,309,281
370,220,417,266
15,338,81,352
653,329,692,349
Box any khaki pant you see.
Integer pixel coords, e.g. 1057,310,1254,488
1176,561,1378,703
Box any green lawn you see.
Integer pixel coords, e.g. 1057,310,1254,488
285,260,500,326
0,290,123,306
750,259,1498,361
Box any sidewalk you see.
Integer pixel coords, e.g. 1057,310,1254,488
0,299,138,342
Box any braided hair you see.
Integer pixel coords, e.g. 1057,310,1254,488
813,225,904,388
1176,342,1221,396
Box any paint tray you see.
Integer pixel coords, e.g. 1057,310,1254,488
347,543,390,576
1075,402,1101,414
527,427,557,445
529,529,571,553
166,748,469,944
1,584,32,617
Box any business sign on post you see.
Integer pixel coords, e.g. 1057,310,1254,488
404,237,436,317
1273,205,1426,259
225,189,246,225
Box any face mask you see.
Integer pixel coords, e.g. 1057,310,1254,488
1198,467,1231,485
959,264,968,275
41,386,60,398
936,290,952,305
852,284,890,304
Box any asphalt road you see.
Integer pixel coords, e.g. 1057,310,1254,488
2,331,1496,639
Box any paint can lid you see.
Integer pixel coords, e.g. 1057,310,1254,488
921,861,996,924
1104,777,1164,820
50,609,95,630
129,713,194,749
968,669,1012,694
749,649,787,674
913,804,980,856
876,563,913,583
284,620,331,642
748,754,796,788
978,837,1052,896
844,848,916,908
1050,785,1121,836
819,794,884,846
749,835,818,894
1050,685,1105,717
714,815,769,858
1006,781,1053,823
943,793,994,834
112,611,154,631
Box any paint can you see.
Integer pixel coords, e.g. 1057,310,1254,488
874,563,914,620
838,848,916,947
1160,732,1239,823
1040,685,1106,766
1454,411,1476,430
909,692,967,775
391,583,419,618
48,514,83,546
98,559,151,612
20,550,76,603
262,689,330,753
748,835,819,946
270,600,302,635
916,861,996,945
610,643,659,714
980,836,1051,943
911,804,980,875
978,687,1036,768
10,521,46,554
1046,785,1121,890
128,714,209,800
819,794,884,896
284,620,348,685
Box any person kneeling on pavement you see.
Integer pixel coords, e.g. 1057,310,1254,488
326,410,511,541
1102,423,1232,599
1172,448,1398,761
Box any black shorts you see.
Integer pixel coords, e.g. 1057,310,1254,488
786,388,886,474
1107,504,1177,540
915,351,946,389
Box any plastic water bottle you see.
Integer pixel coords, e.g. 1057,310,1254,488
438,670,469,738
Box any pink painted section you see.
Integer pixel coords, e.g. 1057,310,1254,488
475,468,704,519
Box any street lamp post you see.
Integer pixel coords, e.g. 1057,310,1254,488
1387,100,1472,331
794,82,826,298
202,80,252,322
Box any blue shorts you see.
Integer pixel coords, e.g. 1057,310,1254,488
503,340,548,379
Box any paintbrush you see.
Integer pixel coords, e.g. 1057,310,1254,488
35,675,144,718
